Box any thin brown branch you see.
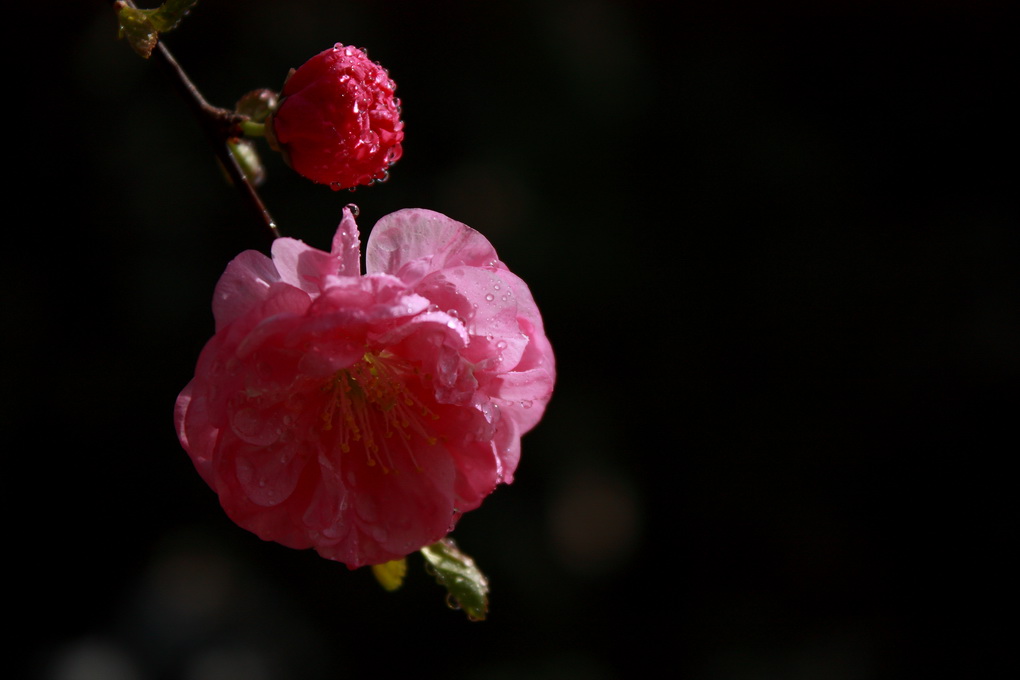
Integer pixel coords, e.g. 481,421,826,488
115,0,281,240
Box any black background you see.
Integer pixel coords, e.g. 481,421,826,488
13,1,1014,678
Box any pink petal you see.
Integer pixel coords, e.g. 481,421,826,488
330,206,362,276
213,250,281,331
365,209,501,283
270,238,340,295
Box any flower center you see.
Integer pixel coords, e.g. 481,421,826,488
320,352,439,472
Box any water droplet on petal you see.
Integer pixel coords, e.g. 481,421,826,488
485,293,495,302
445,593,462,610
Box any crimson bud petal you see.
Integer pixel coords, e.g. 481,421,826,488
269,43,404,190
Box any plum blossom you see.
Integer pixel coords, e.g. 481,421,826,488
175,208,554,568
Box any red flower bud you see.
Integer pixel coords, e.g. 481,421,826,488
268,44,404,190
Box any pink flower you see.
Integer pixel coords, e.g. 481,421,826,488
268,44,404,190
175,208,554,568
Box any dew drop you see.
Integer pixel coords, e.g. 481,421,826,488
484,293,495,302
520,400,533,409
493,284,500,291
345,203,360,217
495,340,508,350
445,593,462,611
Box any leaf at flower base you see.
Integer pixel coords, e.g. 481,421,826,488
371,558,407,592
420,538,489,621
115,0,199,59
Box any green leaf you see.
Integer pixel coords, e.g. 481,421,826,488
226,139,266,187
148,0,199,33
115,0,199,58
116,5,159,58
420,538,490,621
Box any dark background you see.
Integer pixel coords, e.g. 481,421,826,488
13,1,1014,678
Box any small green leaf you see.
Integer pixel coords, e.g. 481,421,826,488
226,139,266,186
115,0,199,58
148,0,199,33
371,558,408,592
116,5,159,58
420,538,490,621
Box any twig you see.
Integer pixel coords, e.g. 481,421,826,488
115,1,281,240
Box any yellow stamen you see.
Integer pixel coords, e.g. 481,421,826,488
320,352,439,472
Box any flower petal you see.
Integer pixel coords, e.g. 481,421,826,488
330,206,362,276
271,238,340,295
212,250,281,331
365,209,501,283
